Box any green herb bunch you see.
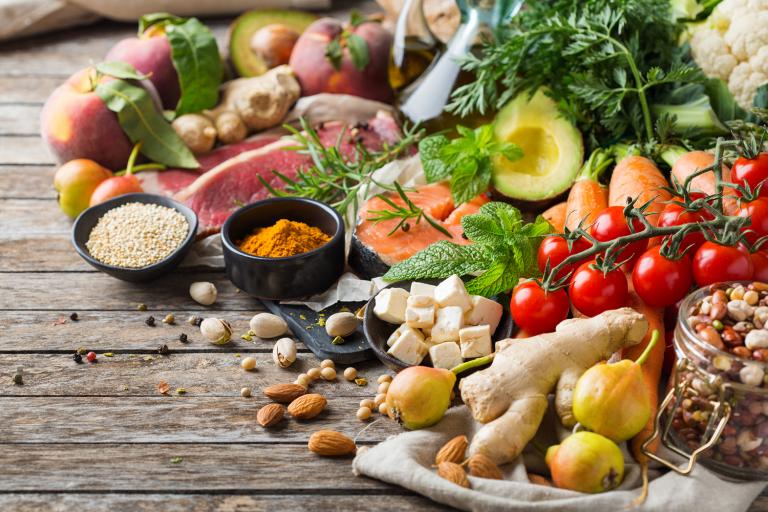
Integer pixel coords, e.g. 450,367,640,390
383,202,551,297
419,124,522,205
448,0,707,151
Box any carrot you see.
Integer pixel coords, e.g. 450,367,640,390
622,276,665,505
609,156,671,227
667,149,738,214
564,149,612,231
542,202,566,233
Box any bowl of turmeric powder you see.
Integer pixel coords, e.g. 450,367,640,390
221,197,345,299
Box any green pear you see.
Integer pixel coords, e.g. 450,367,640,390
546,431,624,493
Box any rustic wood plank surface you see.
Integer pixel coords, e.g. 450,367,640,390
0,2,764,511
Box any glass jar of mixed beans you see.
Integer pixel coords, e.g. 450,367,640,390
647,282,768,481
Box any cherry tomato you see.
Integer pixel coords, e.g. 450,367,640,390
751,251,768,282
569,260,629,317
656,201,707,254
510,281,570,335
692,242,754,286
732,153,768,198
631,246,693,307
536,236,591,280
737,197,768,245
590,206,648,267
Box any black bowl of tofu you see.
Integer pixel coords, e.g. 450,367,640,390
363,276,514,372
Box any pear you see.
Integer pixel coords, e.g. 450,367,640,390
386,366,456,430
546,431,624,493
572,330,659,442
53,159,112,218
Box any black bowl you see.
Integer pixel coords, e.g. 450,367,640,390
221,197,345,300
364,280,514,372
72,193,198,282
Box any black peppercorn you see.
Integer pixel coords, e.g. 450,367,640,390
158,344,170,356
70,312,79,321
179,333,188,343
73,353,83,364
145,316,156,327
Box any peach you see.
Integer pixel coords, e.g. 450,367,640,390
289,18,393,103
105,31,180,109
41,68,133,171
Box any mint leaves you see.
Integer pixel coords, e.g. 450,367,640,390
419,124,522,205
383,202,551,297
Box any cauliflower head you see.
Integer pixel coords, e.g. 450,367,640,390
690,0,768,109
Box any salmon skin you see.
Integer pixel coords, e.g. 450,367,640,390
350,183,489,277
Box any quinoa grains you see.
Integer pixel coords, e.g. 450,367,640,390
85,202,188,268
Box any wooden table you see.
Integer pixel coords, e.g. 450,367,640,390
0,4,765,511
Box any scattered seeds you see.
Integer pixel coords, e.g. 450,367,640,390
356,407,372,421
103,352,114,357
241,357,257,371
72,353,83,364
378,381,390,394
163,314,175,325
179,333,188,343
170,457,183,464
187,315,201,326
374,393,386,407
158,345,170,356
176,388,187,395
86,351,97,363
69,312,79,321
157,381,170,395
307,367,322,380
296,374,311,387
12,368,23,385
76,347,87,355
343,367,358,381
241,331,254,342
320,367,337,381
320,359,335,369
377,374,392,384
354,377,368,387
145,316,156,327
378,402,389,415
53,316,67,326
331,336,345,345
240,387,252,398
137,303,148,311
360,399,376,410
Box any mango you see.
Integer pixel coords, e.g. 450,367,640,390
546,432,624,493
385,366,455,429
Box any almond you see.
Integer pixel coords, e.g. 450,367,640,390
256,403,285,428
308,430,356,456
437,461,470,488
263,383,307,403
467,453,503,480
528,473,553,487
287,393,327,419
435,435,468,465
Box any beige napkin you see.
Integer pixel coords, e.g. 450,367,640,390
354,406,767,512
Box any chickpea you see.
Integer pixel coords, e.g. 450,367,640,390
374,393,386,407
321,367,337,381
241,357,257,371
343,367,357,381
240,387,252,398
377,374,392,384
744,290,760,306
360,398,376,410
307,367,322,380
377,381,390,394
378,402,389,415
357,406,372,421
295,373,311,387
320,359,335,369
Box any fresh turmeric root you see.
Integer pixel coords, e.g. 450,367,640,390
459,308,649,465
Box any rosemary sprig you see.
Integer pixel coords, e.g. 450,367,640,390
260,118,424,224
366,182,453,237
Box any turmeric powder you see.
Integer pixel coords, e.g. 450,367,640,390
238,219,331,258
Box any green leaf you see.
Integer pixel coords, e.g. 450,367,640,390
95,79,198,168
450,158,491,205
138,12,181,34
753,84,768,110
325,37,343,70
383,241,492,282
419,135,452,182
349,10,366,27
704,77,746,122
347,34,370,71
461,208,506,245
465,257,520,297
96,61,148,81
165,18,222,116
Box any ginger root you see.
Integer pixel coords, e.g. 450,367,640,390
172,65,300,153
459,307,648,465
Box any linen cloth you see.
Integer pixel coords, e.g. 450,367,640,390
354,406,767,512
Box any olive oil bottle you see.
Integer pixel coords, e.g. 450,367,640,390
388,0,441,92
394,0,525,133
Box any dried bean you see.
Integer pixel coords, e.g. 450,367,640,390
698,326,725,350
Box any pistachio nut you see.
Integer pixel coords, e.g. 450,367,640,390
273,337,297,368
250,312,289,338
189,282,217,306
325,312,358,338
200,318,232,345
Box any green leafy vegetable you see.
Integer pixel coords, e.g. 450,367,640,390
138,12,182,34
419,124,522,205
325,38,344,70
95,79,198,168
384,202,552,297
165,18,222,116
448,0,706,151
96,61,148,81
347,34,371,71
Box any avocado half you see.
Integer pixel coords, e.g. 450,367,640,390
491,89,584,202
228,10,316,78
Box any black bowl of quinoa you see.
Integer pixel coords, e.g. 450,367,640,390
72,193,198,282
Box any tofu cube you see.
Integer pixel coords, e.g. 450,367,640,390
373,288,410,324
410,282,437,298
459,325,492,358
431,306,464,343
386,325,403,347
434,275,472,312
465,295,504,334
388,331,428,365
429,342,464,370
405,295,436,329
